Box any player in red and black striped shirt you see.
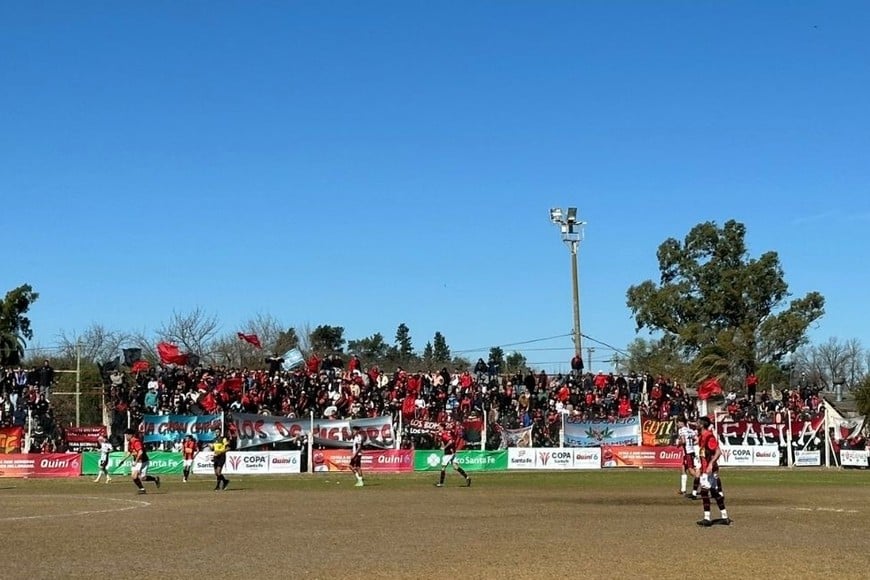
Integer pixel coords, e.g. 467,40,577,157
696,417,731,526
434,423,471,488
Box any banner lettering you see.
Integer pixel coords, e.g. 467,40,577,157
641,416,674,446
601,446,682,468
0,453,81,478
715,418,823,447
564,416,640,447
233,413,395,450
140,414,222,443
413,450,508,472
0,426,24,454
507,447,601,470
191,451,302,475
81,451,184,476
312,449,413,473
840,449,869,468
63,426,107,451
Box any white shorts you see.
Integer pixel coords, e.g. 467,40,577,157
441,454,455,467
132,461,149,477
183,459,193,468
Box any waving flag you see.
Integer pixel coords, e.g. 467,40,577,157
157,342,189,366
131,360,151,373
237,332,262,349
123,348,143,367
698,377,723,401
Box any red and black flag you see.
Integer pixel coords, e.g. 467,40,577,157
123,348,143,367
157,342,190,366
237,332,262,349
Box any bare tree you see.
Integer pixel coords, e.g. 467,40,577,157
844,338,865,389
56,324,132,364
296,321,313,355
816,337,854,390
156,308,221,359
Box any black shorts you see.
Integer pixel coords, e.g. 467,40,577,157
213,454,226,468
350,454,362,469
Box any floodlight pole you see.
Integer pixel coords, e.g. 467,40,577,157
550,208,586,359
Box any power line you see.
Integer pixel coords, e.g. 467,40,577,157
453,333,572,355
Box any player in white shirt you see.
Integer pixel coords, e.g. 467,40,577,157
93,435,114,483
676,417,700,499
350,426,367,487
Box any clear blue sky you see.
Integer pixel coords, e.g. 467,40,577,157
3,2,869,372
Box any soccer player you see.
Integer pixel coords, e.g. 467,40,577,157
696,416,731,526
675,417,700,499
212,431,230,491
435,423,471,488
349,425,366,487
93,435,114,484
120,428,161,494
182,435,198,483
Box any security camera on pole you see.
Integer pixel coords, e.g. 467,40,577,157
549,207,586,363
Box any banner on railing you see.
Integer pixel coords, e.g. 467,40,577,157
0,453,81,478
232,413,395,450
140,414,222,443
500,425,533,448
0,426,24,454
63,426,107,451
192,451,302,475
507,447,601,470
564,416,640,447
413,450,508,472
830,415,866,441
641,416,674,446
81,451,184,476
312,449,413,473
601,446,682,468
716,417,824,447
793,449,821,467
840,449,869,467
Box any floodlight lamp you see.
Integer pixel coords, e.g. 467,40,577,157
566,207,578,223
550,208,563,223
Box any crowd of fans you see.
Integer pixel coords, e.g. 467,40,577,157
0,354,864,456
0,361,61,452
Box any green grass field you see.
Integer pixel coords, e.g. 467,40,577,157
2,469,868,579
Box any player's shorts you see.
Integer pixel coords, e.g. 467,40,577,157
441,453,455,468
213,454,226,468
682,453,696,471
350,454,362,469
183,459,193,468
132,461,149,477
699,471,721,491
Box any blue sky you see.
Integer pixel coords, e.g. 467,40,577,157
3,2,869,371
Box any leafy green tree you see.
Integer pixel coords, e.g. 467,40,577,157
348,332,389,363
624,336,691,380
309,325,345,354
394,323,414,361
488,347,504,367
274,327,300,355
504,351,527,375
0,284,39,366
451,356,471,371
432,331,450,363
421,342,434,370
626,220,825,384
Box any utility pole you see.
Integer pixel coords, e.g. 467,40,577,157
586,347,595,372
549,207,586,359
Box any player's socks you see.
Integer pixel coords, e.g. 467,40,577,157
439,471,446,485
133,477,145,491
680,474,687,493
720,509,728,520
456,466,468,479
703,511,711,521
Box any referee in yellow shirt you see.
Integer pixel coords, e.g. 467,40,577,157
212,432,230,491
